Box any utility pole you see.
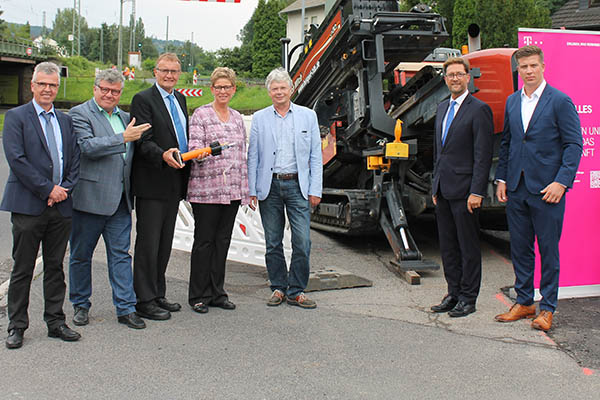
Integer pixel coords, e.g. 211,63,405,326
42,11,46,36
100,25,104,64
118,0,123,70
71,0,81,56
165,16,169,53
77,0,81,56
129,0,136,52
190,32,194,71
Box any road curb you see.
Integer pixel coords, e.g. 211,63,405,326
0,256,43,306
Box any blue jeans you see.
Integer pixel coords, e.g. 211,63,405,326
259,178,311,298
69,197,136,317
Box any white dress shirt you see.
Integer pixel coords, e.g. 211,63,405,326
521,80,546,132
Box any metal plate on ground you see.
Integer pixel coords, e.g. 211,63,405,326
305,267,373,292
390,259,439,272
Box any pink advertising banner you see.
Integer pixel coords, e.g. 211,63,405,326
519,29,600,296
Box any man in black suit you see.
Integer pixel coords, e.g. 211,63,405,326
130,53,190,320
2,62,81,349
430,57,494,318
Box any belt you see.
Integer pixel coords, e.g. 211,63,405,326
273,173,298,180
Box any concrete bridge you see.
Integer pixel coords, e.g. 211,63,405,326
0,38,47,106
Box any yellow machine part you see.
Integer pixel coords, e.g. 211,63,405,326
385,119,409,159
367,156,390,171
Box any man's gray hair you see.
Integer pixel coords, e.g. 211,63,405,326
32,61,60,82
94,69,125,88
265,67,292,91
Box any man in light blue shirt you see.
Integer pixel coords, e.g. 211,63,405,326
248,68,323,309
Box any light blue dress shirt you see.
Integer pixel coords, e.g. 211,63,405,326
32,99,63,183
156,83,187,148
273,104,297,174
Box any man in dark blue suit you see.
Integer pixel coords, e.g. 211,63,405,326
1,62,81,349
430,57,494,318
495,46,582,331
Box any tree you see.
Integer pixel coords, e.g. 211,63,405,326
217,45,253,76
51,8,89,55
537,0,570,15
251,0,288,77
452,0,551,49
0,9,9,37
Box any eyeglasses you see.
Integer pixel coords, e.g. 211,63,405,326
155,68,181,75
34,81,59,90
213,85,234,92
445,72,468,79
96,85,122,96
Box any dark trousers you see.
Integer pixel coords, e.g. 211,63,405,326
506,177,565,312
435,193,482,304
133,197,180,304
188,201,239,306
7,207,71,331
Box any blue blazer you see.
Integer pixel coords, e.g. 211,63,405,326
432,94,494,200
70,99,134,216
248,103,323,201
1,102,80,217
495,84,582,193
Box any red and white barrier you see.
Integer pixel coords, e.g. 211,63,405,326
176,88,203,97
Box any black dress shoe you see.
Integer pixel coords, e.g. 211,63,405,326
431,295,458,313
192,302,209,314
48,324,81,342
73,306,89,326
118,312,146,329
448,301,476,318
136,302,171,320
210,299,236,310
156,297,181,312
6,328,24,349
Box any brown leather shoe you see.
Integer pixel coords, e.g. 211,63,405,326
532,310,553,331
494,303,536,322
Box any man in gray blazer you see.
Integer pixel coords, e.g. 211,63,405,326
68,69,150,329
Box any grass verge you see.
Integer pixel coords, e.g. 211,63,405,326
56,77,271,114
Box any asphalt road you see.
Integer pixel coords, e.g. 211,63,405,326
1,111,599,398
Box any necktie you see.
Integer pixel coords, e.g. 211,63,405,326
42,112,61,184
167,94,188,153
442,100,456,146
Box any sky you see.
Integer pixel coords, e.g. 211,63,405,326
1,0,260,50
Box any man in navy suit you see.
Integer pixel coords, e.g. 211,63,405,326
68,69,150,330
130,53,190,320
430,57,494,318
2,62,81,349
495,45,582,331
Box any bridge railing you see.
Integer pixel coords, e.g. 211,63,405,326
0,37,41,58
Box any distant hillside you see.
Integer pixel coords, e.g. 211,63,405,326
151,38,187,53
4,22,44,39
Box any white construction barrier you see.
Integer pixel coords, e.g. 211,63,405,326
173,201,292,267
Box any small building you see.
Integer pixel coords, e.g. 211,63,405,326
552,0,600,30
280,0,329,68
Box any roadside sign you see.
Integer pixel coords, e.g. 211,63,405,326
176,88,203,97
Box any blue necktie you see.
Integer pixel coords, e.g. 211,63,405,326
442,100,456,146
167,94,188,153
42,112,61,184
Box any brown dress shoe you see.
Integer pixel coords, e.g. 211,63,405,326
494,303,536,322
532,310,553,331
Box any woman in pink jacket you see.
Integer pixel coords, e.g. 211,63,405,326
186,67,249,314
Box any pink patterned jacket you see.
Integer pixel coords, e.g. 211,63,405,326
186,104,250,205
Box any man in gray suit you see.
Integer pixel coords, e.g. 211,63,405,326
68,69,150,329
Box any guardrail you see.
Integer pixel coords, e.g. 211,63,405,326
0,37,41,58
